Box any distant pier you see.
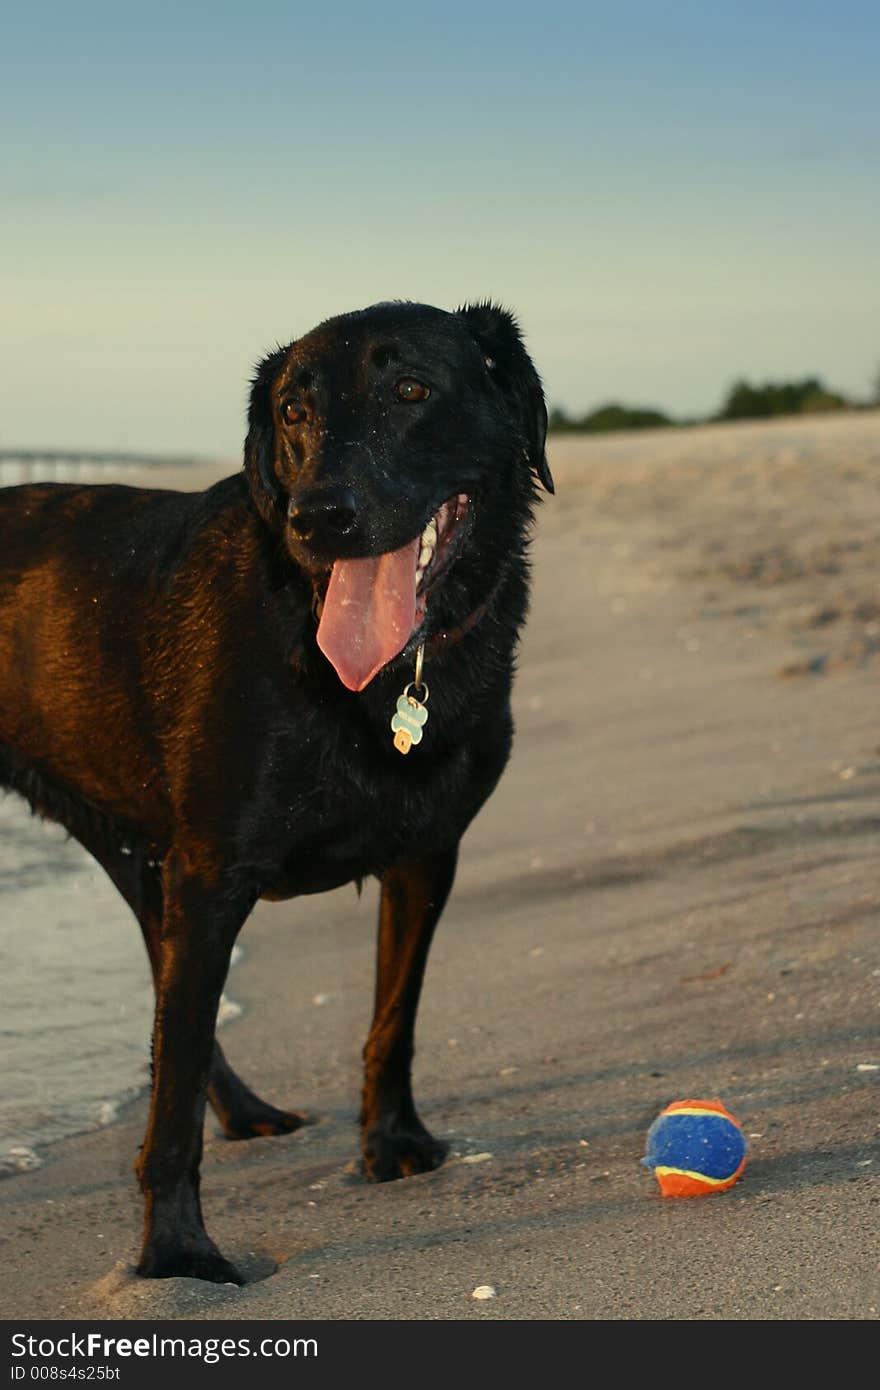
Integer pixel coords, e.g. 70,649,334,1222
0,449,200,484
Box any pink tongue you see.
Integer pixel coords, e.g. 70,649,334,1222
316,537,419,691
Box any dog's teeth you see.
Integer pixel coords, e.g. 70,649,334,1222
421,518,438,545
415,565,425,587
419,544,433,568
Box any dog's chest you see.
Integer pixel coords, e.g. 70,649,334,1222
259,741,477,898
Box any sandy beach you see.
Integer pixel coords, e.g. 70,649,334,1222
1,411,878,1320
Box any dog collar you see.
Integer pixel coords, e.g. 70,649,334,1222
390,575,505,755
423,584,500,659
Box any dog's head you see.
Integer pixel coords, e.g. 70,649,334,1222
245,301,552,692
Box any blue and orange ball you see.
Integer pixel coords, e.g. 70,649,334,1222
642,1098,747,1197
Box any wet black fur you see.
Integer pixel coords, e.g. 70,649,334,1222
0,300,552,1282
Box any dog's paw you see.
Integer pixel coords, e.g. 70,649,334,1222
137,1236,243,1285
362,1125,448,1182
219,1102,312,1142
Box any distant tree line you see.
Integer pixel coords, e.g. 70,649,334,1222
716,376,848,420
549,403,673,433
549,369,879,434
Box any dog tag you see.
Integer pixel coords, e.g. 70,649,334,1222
390,688,428,755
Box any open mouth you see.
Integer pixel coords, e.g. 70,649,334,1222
313,492,471,692
414,492,470,614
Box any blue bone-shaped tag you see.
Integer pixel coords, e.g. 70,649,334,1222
390,694,428,753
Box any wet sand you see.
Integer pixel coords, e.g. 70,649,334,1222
1,412,878,1320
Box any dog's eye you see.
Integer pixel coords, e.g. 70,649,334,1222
394,378,431,403
283,401,307,426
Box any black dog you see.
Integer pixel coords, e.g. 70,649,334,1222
0,301,552,1283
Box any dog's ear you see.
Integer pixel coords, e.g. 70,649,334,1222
457,302,554,494
244,346,289,526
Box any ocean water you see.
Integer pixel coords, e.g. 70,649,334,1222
0,455,237,1174
0,796,155,1170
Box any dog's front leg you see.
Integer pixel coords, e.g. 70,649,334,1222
135,855,255,1283
361,846,457,1181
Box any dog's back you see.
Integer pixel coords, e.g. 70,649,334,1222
0,477,260,835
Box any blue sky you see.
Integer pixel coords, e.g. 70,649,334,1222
3,0,878,455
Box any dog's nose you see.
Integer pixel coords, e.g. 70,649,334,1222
287,486,358,546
